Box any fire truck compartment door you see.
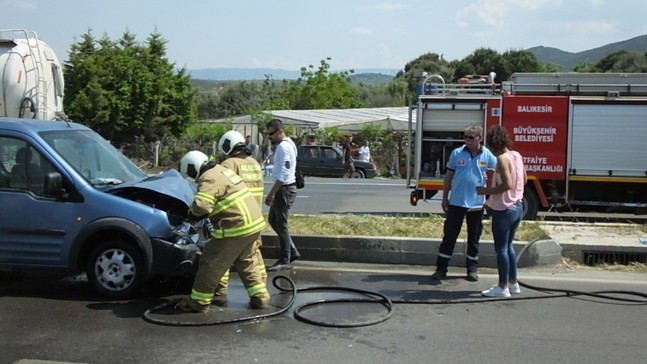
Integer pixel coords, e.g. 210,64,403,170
570,103,647,177
422,103,485,132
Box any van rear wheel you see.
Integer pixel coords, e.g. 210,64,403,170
86,240,145,298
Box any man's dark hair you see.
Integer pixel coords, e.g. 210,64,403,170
266,118,284,130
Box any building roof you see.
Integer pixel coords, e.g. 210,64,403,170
200,107,416,134
270,107,414,131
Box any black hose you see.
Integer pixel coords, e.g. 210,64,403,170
393,239,647,305
143,239,645,327
513,239,647,304
143,275,393,328
287,285,393,327
142,275,297,327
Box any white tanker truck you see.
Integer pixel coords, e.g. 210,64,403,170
0,29,65,120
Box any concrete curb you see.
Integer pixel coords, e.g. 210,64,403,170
260,233,562,268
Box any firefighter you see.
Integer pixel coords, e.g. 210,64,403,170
211,130,267,306
176,150,269,313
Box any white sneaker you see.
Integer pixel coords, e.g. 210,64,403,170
481,285,511,298
509,282,521,294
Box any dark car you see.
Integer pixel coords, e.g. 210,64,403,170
297,145,377,178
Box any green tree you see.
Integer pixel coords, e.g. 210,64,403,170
393,53,453,97
313,126,343,146
540,62,563,73
215,81,263,117
276,58,365,110
452,48,504,82
499,49,542,81
63,30,197,143
593,50,647,72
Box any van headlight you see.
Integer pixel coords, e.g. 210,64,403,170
172,219,211,248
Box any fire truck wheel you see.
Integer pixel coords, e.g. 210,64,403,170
522,189,538,220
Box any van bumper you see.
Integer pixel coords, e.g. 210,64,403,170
151,238,200,276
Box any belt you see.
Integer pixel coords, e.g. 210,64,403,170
283,183,296,187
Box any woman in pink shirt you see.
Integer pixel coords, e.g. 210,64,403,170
476,125,527,298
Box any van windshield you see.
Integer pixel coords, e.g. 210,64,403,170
40,129,147,185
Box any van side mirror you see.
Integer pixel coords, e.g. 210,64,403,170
43,172,67,197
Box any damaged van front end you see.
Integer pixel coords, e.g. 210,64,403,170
0,119,206,298
107,169,205,278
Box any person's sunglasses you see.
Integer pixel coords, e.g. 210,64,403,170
463,135,477,140
266,129,279,136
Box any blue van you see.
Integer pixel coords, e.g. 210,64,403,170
0,118,202,297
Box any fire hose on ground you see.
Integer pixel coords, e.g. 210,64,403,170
142,239,647,327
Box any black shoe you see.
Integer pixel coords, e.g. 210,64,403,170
266,262,293,272
289,253,301,263
466,271,479,282
431,270,447,281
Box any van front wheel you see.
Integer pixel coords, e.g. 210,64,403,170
86,240,145,298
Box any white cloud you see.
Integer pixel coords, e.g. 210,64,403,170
9,1,37,9
509,0,563,10
587,0,605,6
366,3,410,11
351,27,374,35
454,0,511,29
559,19,619,35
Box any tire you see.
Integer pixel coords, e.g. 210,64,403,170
522,188,539,220
86,240,145,298
351,169,365,179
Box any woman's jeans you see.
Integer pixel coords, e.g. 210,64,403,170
489,202,523,285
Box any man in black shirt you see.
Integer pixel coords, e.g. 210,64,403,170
342,135,355,178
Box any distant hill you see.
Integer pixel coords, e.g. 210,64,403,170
189,35,647,81
189,67,399,83
528,34,647,71
348,72,395,85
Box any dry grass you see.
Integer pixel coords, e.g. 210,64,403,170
267,214,550,242
263,214,646,273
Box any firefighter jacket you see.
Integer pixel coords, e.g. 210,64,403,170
189,164,265,239
221,152,264,206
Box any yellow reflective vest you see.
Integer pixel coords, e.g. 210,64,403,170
220,152,264,206
189,164,265,239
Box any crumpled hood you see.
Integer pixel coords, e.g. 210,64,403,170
107,169,196,225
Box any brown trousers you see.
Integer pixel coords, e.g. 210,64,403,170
192,232,266,301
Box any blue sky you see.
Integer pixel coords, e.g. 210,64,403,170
1,0,645,73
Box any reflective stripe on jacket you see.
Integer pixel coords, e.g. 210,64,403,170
190,164,265,239
221,153,264,205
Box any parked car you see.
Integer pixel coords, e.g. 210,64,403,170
0,117,205,298
297,145,377,178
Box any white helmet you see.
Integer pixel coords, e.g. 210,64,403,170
179,150,208,180
218,130,246,156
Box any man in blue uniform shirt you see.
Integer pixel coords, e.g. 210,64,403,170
432,124,497,282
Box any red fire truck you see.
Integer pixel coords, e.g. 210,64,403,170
407,72,647,219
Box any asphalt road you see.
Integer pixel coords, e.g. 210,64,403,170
1,262,646,364
2,177,646,364
262,176,442,216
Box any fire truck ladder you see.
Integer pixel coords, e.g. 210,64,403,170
504,73,647,96
1,29,47,119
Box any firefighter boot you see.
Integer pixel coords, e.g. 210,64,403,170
211,293,228,307
249,292,271,309
175,298,210,313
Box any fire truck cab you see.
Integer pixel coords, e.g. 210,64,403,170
408,72,647,219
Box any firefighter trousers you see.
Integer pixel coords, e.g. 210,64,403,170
191,232,268,303
214,237,266,296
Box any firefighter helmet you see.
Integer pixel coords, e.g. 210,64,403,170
218,130,246,156
179,150,208,180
